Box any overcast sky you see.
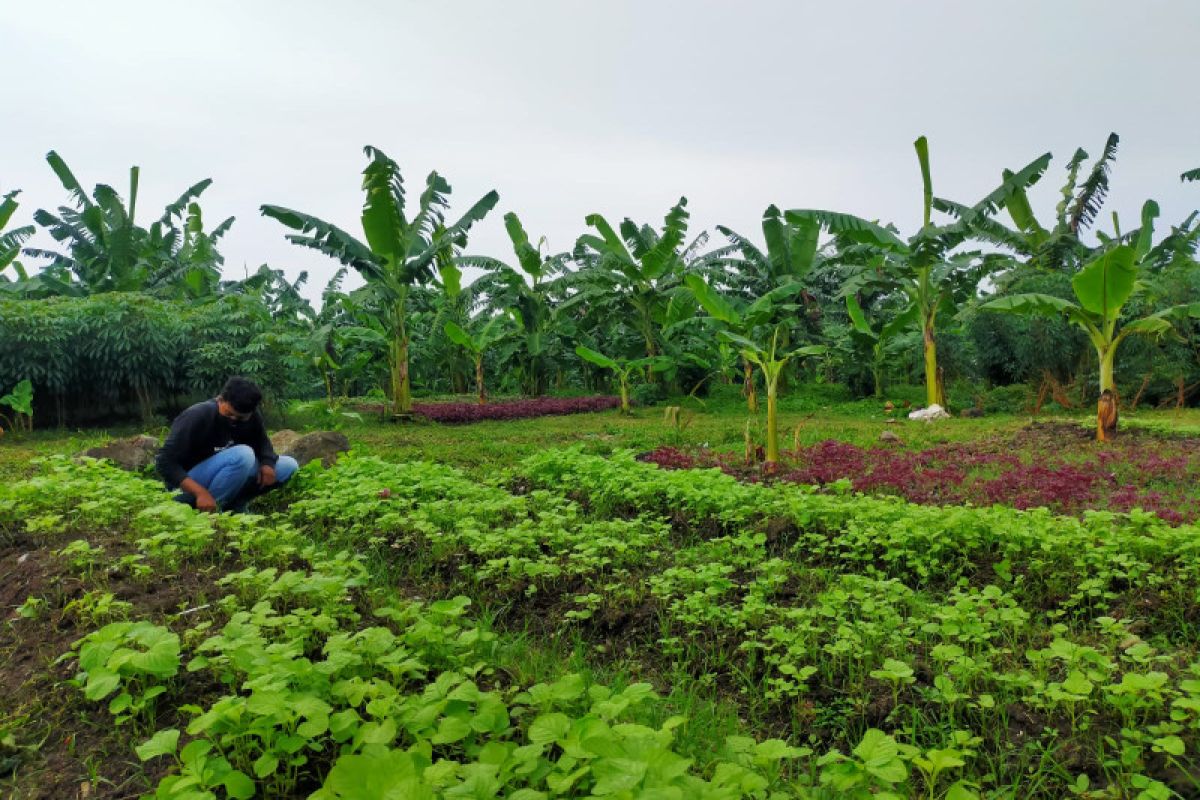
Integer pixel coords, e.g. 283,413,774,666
4,1,1198,303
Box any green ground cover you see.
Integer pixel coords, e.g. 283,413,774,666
3,395,1200,798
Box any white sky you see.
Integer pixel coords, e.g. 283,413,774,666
4,1,1198,303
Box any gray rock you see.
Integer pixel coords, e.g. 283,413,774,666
274,430,350,468
879,430,904,445
269,429,302,454
82,435,160,471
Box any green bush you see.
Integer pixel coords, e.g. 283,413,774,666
0,293,314,425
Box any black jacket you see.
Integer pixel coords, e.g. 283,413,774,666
156,399,279,488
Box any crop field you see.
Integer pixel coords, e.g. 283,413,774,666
3,403,1200,799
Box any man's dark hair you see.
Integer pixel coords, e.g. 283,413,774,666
220,376,263,413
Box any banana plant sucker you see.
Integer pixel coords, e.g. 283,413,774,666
722,328,825,466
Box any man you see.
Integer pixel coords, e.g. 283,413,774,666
156,376,298,512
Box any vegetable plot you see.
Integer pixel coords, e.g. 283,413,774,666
4,447,1200,798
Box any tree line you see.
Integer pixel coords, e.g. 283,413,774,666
2,138,1198,444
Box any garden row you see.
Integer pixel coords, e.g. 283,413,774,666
638,421,1200,525
288,449,1200,798
5,449,1200,796
1,457,882,799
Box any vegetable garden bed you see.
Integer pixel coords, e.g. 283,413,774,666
354,396,621,424
638,421,1200,525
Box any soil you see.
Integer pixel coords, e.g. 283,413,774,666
0,527,229,799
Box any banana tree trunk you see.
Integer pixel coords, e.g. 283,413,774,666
388,295,412,415
922,324,940,408
475,355,486,405
1097,345,1118,442
618,373,631,415
765,371,780,465
743,358,758,412
389,335,412,415
872,343,884,399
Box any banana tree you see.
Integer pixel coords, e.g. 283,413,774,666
444,316,511,404
571,198,706,369
0,189,35,292
27,151,229,297
574,346,667,414
790,137,1050,408
262,146,498,414
720,329,824,466
705,205,823,408
933,134,1117,275
456,212,570,396
684,273,806,412
844,293,918,398
982,225,1179,441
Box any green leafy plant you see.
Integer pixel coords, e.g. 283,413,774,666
982,233,1180,440
0,378,33,433
262,147,498,414
72,621,181,726
444,316,511,404
574,345,667,414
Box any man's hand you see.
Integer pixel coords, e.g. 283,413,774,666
180,478,218,513
258,464,277,488
195,489,218,513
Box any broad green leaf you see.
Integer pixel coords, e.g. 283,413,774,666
85,671,121,701
744,282,805,324
845,295,875,337
1153,735,1185,756
575,346,620,372
528,713,571,745
784,344,827,360
254,752,280,778
881,304,920,340
583,213,634,265
444,321,477,352
1133,199,1160,261
135,728,180,761
980,292,1078,318
223,769,256,799
853,729,907,783
359,147,407,263
0,191,20,229
684,274,741,326
432,714,472,744
504,212,544,279
591,757,648,794
1071,245,1136,320
915,136,933,226
438,258,462,298
785,209,906,251
1117,315,1175,343
642,198,689,279
718,331,764,358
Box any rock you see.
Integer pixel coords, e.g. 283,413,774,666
879,430,904,445
275,430,350,468
960,407,984,418
269,429,303,454
907,404,952,422
82,435,160,471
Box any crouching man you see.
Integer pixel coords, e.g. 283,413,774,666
156,376,299,512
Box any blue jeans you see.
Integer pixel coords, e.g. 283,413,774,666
184,445,298,511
